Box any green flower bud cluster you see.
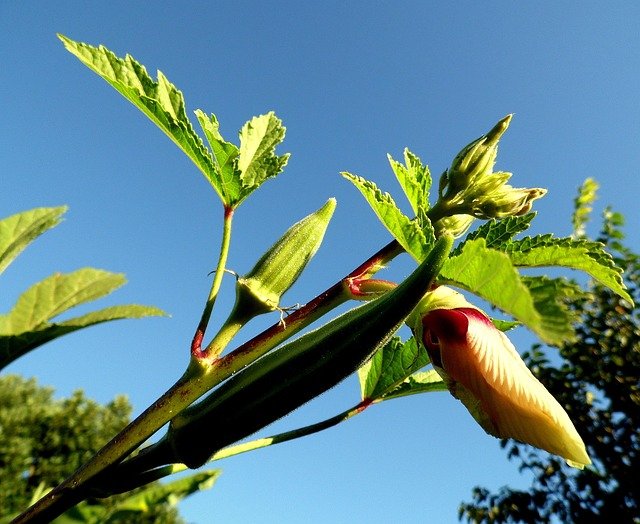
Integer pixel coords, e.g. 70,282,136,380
432,115,546,227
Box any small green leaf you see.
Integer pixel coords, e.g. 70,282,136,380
342,173,435,261
505,235,631,303
0,206,67,276
235,112,290,206
58,35,223,201
1,269,126,334
382,369,447,401
358,336,429,400
387,148,432,216
440,238,572,344
457,213,535,253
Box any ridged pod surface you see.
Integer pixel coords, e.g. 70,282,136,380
167,234,453,468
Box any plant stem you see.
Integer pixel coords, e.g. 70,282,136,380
191,205,234,356
13,239,403,523
209,398,374,462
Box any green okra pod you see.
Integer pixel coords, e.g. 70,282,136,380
236,198,336,315
158,235,452,469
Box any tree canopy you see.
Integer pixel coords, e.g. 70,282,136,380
0,375,184,523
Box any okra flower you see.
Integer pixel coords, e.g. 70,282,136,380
415,287,591,469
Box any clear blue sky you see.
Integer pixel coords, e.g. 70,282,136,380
2,2,639,523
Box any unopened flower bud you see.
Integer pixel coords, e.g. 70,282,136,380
432,116,548,221
412,285,591,469
236,198,336,316
473,186,547,219
445,115,512,196
434,214,475,238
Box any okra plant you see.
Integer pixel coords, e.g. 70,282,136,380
8,35,632,522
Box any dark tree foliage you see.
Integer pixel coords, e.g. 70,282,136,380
0,375,184,523
459,210,639,524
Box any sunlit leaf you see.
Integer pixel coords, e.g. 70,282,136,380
505,235,631,303
457,213,535,253
235,112,290,206
358,336,429,400
387,148,432,215
439,239,572,344
342,173,434,261
58,35,223,201
1,269,125,333
0,270,166,370
0,206,66,276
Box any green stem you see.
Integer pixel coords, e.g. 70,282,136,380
13,239,403,523
191,205,234,355
210,398,373,462
426,200,455,224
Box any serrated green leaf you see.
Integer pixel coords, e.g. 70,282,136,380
58,35,225,201
388,148,432,216
0,206,67,276
342,173,434,261
0,303,166,371
195,110,241,203
358,336,429,400
440,238,572,344
455,213,535,254
572,177,599,238
382,369,447,401
505,235,631,303
521,276,585,344
1,269,126,334
235,112,290,206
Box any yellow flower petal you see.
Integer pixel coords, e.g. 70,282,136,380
422,307,591,469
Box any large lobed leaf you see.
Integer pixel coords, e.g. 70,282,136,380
342,173,434,261
60,35,289,209
0,206,67,276
58,35,222,201
504,235,631,304
464,211,629,303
